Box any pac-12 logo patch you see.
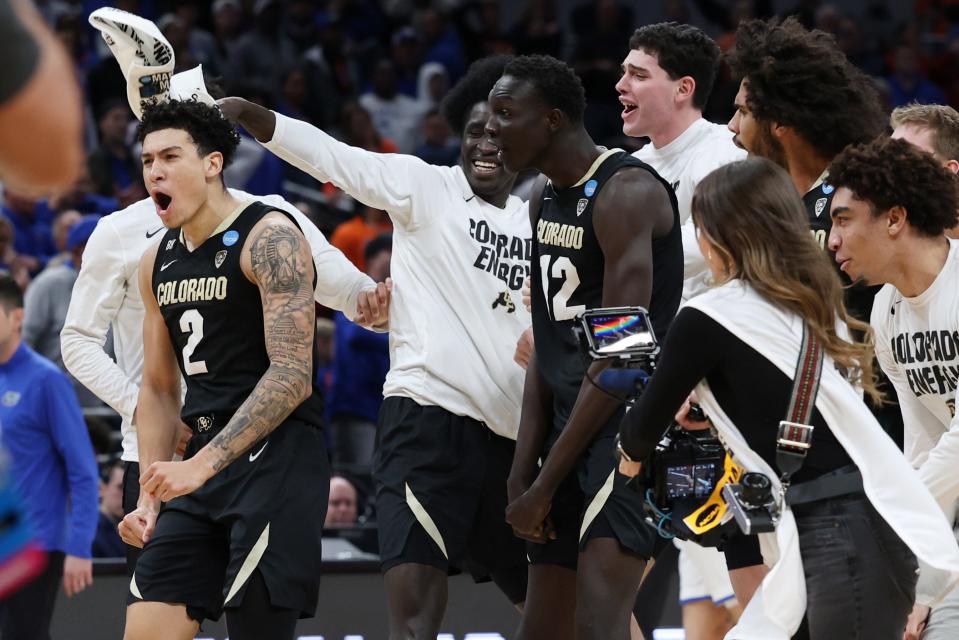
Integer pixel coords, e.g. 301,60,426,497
223,230,240,246
584,179,598,197
492,291,516,313
166,239,176,251
2,391,20,407
814,197,828,217
214,250,227,269
196,416,213,432
576,198,588,216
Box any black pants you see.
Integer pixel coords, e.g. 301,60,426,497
793,495,917,639
122,461,142,577
0,551,64,640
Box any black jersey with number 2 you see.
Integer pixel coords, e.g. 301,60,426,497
530,150,683,433
151,201,319,423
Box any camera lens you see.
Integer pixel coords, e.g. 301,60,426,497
740,472,772,506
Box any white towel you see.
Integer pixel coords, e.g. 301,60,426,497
685,280,959,640
88,8,215,120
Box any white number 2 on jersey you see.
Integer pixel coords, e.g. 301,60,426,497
179,309,208,375
539,254,585,321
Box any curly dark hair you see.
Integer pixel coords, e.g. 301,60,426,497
503,55,585,124
441,54,513,135
629,22,720,109
725,17,885,159
828,137,959,237
136,99,240,171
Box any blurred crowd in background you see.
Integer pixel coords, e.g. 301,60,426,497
4,0,958,555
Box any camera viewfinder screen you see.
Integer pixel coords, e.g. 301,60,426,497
665,464,717,500
587,314,655,354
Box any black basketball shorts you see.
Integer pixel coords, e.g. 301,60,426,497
526,410,663,569
129,418,329,624
373,396,528,604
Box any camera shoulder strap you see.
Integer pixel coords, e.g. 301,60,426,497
775,324,824,485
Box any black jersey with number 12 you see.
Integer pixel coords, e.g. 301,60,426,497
530,150,683,433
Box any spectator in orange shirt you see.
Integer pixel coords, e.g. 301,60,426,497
330,204,392,271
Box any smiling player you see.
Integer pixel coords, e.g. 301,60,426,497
218,55,532,639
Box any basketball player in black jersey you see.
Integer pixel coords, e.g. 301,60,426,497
725,17,885,261
485,55,683,640
117,100,325,640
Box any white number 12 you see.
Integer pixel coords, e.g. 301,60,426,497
539,254,585,321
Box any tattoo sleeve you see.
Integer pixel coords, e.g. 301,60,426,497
202,220,315,473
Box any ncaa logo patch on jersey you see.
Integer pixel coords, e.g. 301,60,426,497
223,230,240,247
576,198,588,216
2,391,20,407
821,182,835,195
584,179,598,197
815,197,828,218
214,250,227,269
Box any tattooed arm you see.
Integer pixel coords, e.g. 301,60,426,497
141,213,316,501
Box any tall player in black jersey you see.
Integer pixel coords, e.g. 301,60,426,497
117,100,324,640
486,55,683,640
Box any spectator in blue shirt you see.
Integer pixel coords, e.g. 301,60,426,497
0,275,98,639
1,190,55,268
886,44,947,108
327,234,391,469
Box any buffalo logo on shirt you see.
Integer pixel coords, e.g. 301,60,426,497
1,391,20,407
492,291,516,313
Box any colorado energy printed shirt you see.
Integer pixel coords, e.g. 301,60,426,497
264,113,531,439
873,239,959,516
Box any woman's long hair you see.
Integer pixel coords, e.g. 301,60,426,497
690,157,882,402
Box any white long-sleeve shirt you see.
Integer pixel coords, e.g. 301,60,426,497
263,113,531,439
61,189,374,462
633,118,745,300
873,240,959,606
873,240,959,514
